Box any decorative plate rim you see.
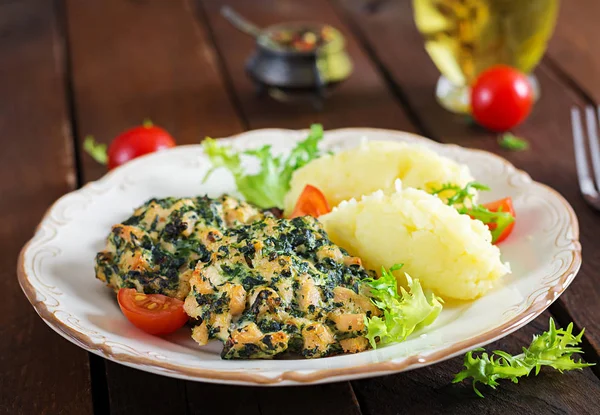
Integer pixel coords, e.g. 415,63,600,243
18,127,582,385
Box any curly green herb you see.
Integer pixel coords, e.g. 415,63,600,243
430,181,490,206
454,318,594,397
458,204,514,243
363,264,443,348
431,181,515,243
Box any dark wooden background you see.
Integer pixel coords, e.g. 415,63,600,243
2,1,599,414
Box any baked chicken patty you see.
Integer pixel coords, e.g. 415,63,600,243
96,195,378,359
184,215,379,359
95,195,268,300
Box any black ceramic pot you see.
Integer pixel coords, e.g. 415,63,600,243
246,22,352,94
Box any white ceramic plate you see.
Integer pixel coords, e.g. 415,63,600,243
19,128,581,386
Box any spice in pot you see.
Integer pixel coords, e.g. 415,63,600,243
268,25,336,51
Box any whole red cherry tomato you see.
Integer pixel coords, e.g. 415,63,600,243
107,122,175,169
470,65,534,132
84,121,176,170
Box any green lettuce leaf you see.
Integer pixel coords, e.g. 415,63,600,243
83,136,108,165
498,133,529,151
453,318,594,397
202,124,324,209
364,264,443,348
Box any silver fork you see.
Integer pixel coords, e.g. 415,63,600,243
570,106,600,210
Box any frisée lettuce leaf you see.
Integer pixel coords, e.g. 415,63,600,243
202,124,324,209
363,264,443,348
454,318,594,397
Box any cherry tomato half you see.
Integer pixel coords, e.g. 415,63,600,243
117,288,188,335
471,65,534,132
482,197,516,244
290,185,331,218
107,122,176,170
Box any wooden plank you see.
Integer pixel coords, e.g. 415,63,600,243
198,0,599,412
198,0,416,131
352,312,600,415
65,1,362,414
64,0,246,413
335,0,600,357
0,1,94,414
58,1,598,414
546,0,600,102
255,383,361,415
194,0,419,411
185,382,361,415
66,0,244,183
199,0,600,412
101,362,188,415
185,383,261,415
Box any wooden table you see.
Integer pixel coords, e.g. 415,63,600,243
2,1,600,414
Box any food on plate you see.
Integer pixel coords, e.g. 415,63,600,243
363,264,442,348
454,318,594,397
283,140,475,216
184,215,379,359
431,182,516,244
117,288,188,335
93,124,521,359
202,124,324,209
84,120,176,170
470,65,534,132
95,195,268,300
319,181,510,300
286,170,517,245
267,25,336,52
475,197,516,244
96,194,441,358
289,184,331,218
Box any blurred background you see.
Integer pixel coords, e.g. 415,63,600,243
4,0,597,178
4,0,594,181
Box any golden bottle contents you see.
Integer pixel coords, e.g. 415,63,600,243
413,0,559,88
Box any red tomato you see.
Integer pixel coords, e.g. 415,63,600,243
107,122,176,170
470,65,534,132
290,185,331,218
482,197,516,244
117,288,188,335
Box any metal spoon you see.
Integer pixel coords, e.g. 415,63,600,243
220,6,262,38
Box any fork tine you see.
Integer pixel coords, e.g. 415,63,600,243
591,106,600,187
585,107,600,187
571,107,598,199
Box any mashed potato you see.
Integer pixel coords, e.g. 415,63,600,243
284,140,474,215
319,181,509,300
